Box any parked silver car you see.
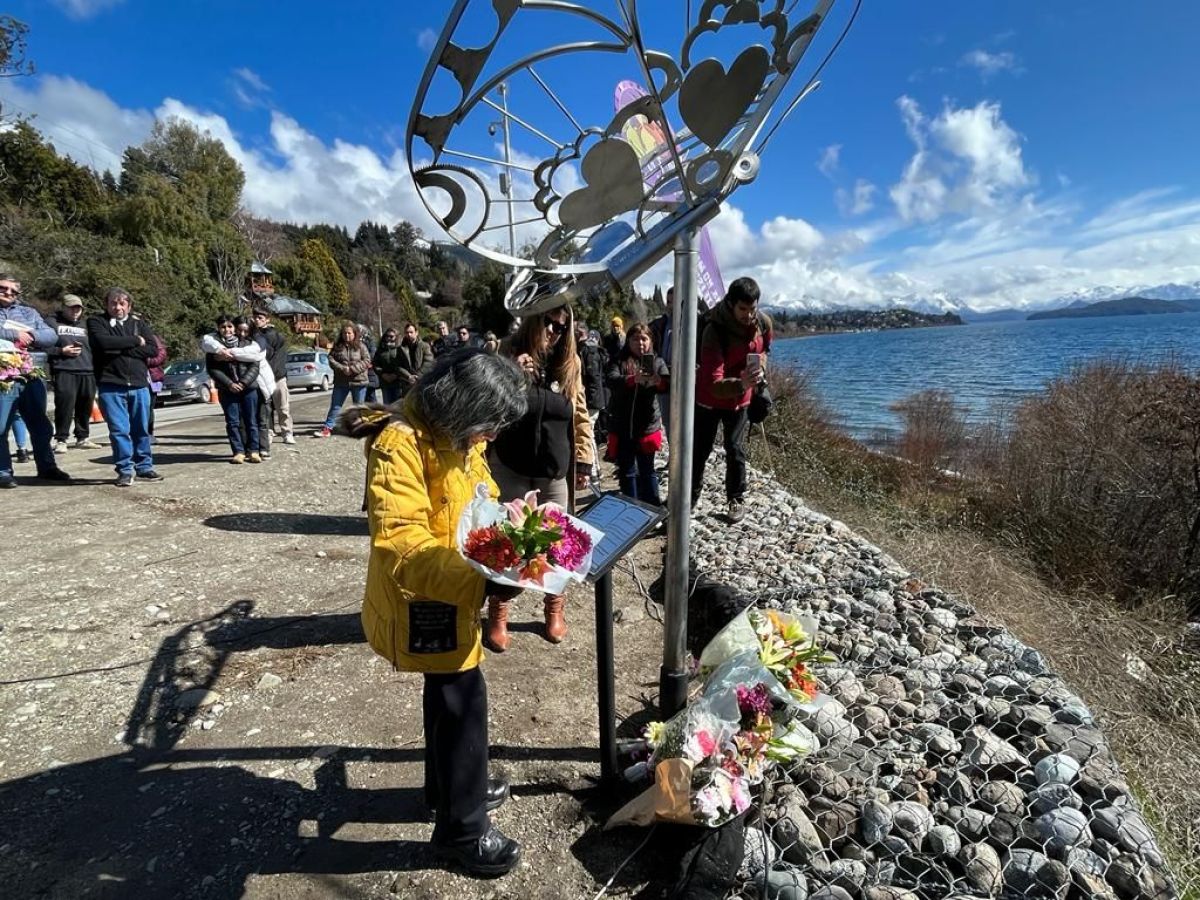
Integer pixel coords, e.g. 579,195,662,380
286,350,332,392
157,359,211,405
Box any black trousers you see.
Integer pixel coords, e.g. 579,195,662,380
691,404,750,503
423,667,489,845
52,371,96,443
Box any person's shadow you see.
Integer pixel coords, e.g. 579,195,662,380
0,600,650,897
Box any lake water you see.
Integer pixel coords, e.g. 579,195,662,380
770,312,1200,441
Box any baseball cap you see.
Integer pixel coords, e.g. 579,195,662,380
62,294,84,307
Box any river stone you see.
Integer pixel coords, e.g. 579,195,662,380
913,723,960,755
1043,724,1104,763
777,797,825,863
1066,847,1108,877
976,780,1026,815
1035,753,1081,786
814,801,859,846
935,769,974,805
962,726,1029,778
860,799,893,845
961,842,1003,896
741,824,777,878
891,801,934,848
825,859,867,891
765,865,809,900
926,824,961,858
1055,702,1096,727
1091,807,1163,866
854,705,890,736
868,674,905,702
808,888,853,900
1008,703,1055,734
1030,782,1084,816
1034,808,1093,854
1105,852,1173,900
1072,869,1119,900
983,675,1023,699
945,805,993,841
866,888,920,900
802,763,851,801
924,608,958,631
986,812,1023,847
1004,848,1070,898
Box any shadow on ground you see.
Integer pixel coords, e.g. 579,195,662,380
203,512,369,536
0,600,637,897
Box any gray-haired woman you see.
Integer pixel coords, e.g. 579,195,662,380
340,348,528,877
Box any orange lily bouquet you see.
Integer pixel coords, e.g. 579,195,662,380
456,485,604,594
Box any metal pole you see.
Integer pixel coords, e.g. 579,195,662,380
499,82,517,262
659,228,698,718
595,571,618,785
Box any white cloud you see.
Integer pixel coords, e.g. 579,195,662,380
836,179,876,217
817,144,841,178
49,0,124,19
417,28,438,53
6,73,1200,314
890,96,1031,223
229,68,271,109
960,49,1022,79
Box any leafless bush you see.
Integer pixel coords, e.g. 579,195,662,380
890,389,967,471
974,358,1200,608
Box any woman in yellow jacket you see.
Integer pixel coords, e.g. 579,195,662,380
341,348,527,877
486,303,595,650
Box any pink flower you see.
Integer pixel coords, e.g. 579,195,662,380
504,490,541,526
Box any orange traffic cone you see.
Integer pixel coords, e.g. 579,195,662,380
208,382,219,404
90,400,104,424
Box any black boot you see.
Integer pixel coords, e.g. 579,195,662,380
434,825,521,877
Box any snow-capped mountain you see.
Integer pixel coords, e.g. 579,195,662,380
1043,280,1200,308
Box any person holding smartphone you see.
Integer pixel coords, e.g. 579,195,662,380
692,277,772,523
605,322,669,505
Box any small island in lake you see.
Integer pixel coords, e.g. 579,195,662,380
1028,296,1200,320
769,307,964,337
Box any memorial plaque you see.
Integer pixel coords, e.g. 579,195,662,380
578,493,666,582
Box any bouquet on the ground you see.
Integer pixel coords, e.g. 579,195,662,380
457,486,604,594
0,344,44,392
700,608,831,704
607,615,829,830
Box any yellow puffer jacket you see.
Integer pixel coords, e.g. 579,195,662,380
361,406,498,673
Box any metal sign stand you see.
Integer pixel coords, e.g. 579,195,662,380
578,492,667,784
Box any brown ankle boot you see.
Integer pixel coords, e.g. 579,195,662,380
484,596,511,652
543,595,567,644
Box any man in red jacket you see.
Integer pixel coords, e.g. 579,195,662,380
691,277,771,523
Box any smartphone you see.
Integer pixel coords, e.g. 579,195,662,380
746,353,764,375
640,352,655,375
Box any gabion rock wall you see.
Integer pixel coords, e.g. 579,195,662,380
687,465,1177,900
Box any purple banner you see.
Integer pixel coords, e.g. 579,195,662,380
614,80,726,308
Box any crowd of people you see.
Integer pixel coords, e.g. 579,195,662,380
3,268,772,878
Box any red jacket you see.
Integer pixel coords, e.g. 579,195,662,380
696,302,772,411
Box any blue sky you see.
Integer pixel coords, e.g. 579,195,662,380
3,0,1199,310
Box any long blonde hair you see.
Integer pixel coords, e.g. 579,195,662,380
506,304,580,388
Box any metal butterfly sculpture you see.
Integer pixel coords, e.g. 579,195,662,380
408,0,844,315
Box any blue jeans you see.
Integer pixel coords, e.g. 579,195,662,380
0,379,55,478
381,382,403,405
219,389,260,454
323,385,366,429
97,384,153,475
11,410,29,448
616,436,661,505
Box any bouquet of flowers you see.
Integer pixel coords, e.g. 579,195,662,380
700,608,831,704
607,632,826,830
0,345,44,392
457,485,603,594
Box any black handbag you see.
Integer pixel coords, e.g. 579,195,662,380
747,381,773,424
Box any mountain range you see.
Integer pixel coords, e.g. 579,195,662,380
775,280,1200,320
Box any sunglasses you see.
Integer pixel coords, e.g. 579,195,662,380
543,318,568,335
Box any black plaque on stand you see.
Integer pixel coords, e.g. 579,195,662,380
576,493,666,784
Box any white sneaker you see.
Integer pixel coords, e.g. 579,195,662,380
283,433,296,445
53,440,69,454
727,500,746,523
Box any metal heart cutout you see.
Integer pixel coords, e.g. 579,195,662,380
678,45,771,149
558,139,644,231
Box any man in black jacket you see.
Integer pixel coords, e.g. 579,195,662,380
87,287,163,486
48,294,100,453
252,308,293,444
